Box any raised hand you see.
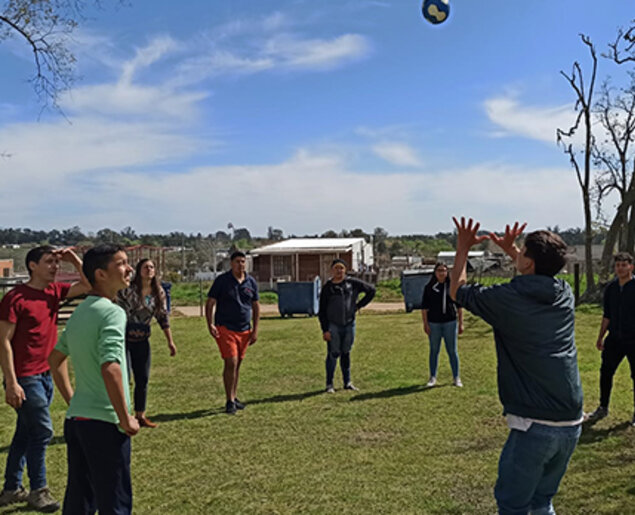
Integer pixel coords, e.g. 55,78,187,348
452,217,489,251
489,222,527,259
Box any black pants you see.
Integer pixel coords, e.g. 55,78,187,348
599,336,635,409
63,418,132,515
126,339,151,412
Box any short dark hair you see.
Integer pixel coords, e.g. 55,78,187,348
523,230,567,277
614,252,633,264
331,258,347,268
25,245,56,276
230,250,246,261
82,244,124,286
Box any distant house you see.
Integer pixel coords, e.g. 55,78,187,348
436,250,500,272
250,238,373,286
0,259,13,278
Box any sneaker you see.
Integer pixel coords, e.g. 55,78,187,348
325,385,335,394
344,383,359,391
234,398,245,410
225,400,237,414
26,487,60,513
453,377,463,388
583,406,608,423
631,413,635,427
0,486,28,507
426,376,437,387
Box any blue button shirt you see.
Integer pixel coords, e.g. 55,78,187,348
207,271,259,332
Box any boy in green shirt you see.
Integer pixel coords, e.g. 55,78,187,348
48,245,138,515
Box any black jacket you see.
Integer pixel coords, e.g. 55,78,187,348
319,277,376,332
603,276,635,342
421,278,458,323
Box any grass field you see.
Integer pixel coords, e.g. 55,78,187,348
1,308,634,514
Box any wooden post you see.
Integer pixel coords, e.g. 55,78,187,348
574,263,580,305
199,280,204,317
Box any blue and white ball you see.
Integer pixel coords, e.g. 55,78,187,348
422,0,450,25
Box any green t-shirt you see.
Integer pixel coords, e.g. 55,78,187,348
55,295,131,424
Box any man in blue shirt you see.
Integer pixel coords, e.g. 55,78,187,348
205,251,260,414
450,217,583,515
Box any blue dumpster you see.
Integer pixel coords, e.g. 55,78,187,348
277,276,321,317
400,270,434,313
161,281,172,313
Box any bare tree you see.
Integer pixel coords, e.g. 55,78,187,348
606,19,635,65
594,73,635,280
557,34,598,299
0,1,123,111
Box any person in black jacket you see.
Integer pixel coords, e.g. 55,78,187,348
318,259,375,393
585,252,635,426
421,262,464,387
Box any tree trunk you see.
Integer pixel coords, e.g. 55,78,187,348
583,189,596,295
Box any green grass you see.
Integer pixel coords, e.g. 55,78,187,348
1,310,634,514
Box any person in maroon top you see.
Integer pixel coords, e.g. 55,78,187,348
0,246,89,512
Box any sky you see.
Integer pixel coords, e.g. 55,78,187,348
1,0,634,237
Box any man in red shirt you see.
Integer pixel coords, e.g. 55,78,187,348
0,246,89,512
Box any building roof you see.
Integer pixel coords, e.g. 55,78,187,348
437,251,486,258
251,238,366,255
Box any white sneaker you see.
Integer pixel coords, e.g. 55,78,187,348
325,385,335,394
453,377,463,388
426,377,437,387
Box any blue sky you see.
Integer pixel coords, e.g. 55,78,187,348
1,0,633,236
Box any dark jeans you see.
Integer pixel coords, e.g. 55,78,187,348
63,418,132,515
3,372,54,491
325,321,355,387
126,339,151,412
495,423,581,515
599,337,635,408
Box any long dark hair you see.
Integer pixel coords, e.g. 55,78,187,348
131,258,163,304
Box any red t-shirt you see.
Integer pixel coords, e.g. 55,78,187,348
0,282,71,377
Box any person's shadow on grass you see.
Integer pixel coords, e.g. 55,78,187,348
578,420,631,445
349,383,447,402
151,390,325,422
0,435,65,453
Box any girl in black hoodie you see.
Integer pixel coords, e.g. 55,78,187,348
421,262,463,387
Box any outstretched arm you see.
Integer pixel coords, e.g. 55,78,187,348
488,222,527,261
450,217,489,301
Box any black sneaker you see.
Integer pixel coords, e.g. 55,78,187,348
234,398,245,410
225,400,237,414
583,406,608,424
344,383,359,391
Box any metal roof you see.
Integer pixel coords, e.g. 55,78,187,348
251,238,366,255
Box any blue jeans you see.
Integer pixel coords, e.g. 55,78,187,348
3,372,54,491
495,423,581,515
63,418,132,515
428,320,459,378
325,322,355,386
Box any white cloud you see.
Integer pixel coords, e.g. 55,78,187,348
0,139,583,235
120,35,181,85
484,94,577,143
372,141,422,167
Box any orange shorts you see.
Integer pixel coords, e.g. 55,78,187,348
216,326,251,359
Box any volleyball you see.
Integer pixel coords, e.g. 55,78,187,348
422,0,450,25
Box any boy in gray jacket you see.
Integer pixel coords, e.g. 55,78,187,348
450,218,583,515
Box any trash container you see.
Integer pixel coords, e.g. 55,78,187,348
400,269,434,313
161,281,172,313
277,276,321,317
